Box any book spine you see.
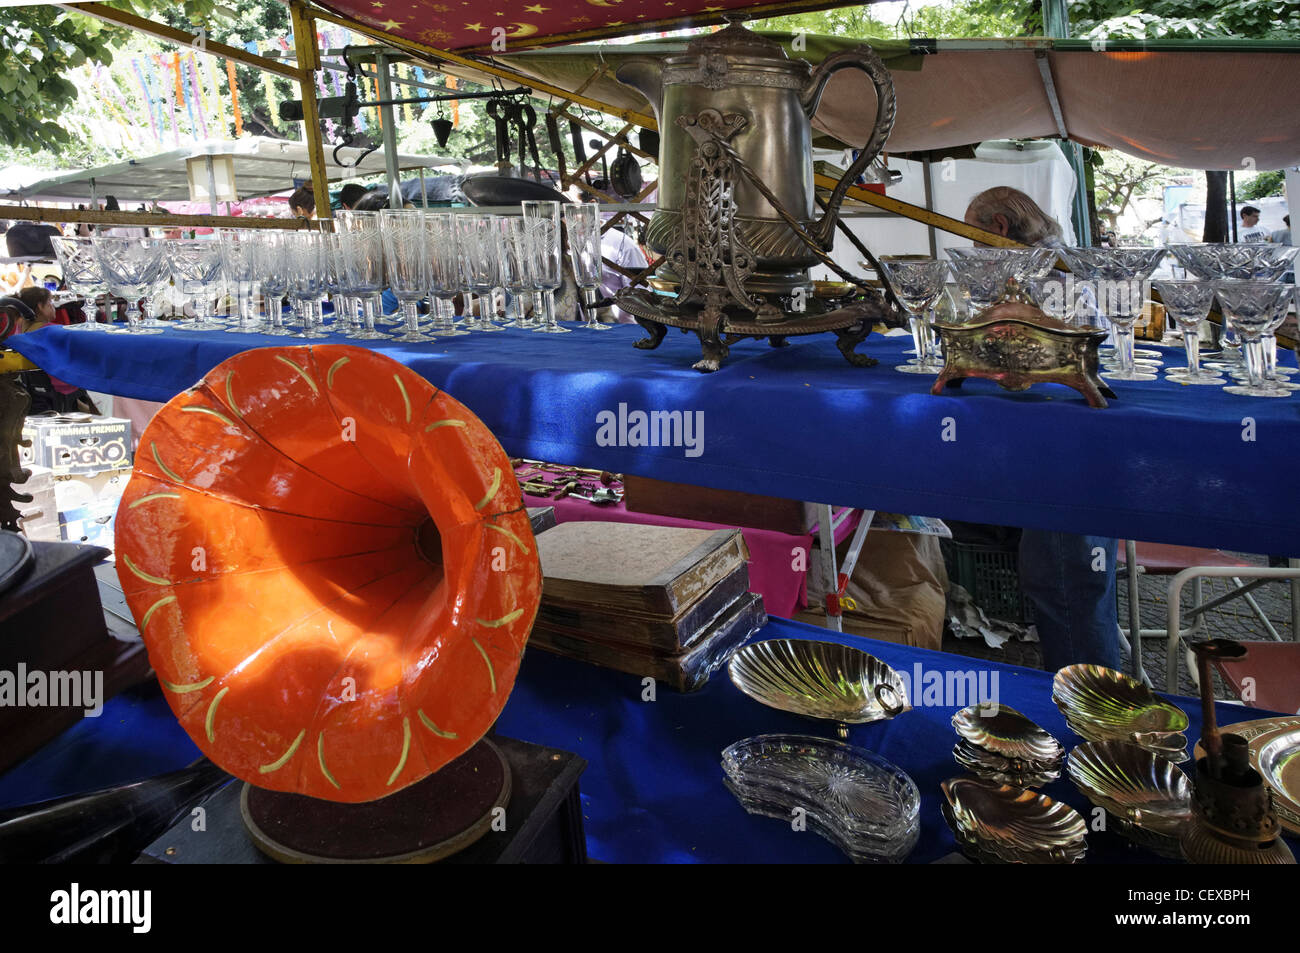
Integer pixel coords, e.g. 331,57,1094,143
666,534,747,614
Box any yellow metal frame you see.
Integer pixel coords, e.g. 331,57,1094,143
0,205,310,231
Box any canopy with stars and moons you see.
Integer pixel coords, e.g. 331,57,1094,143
307,0,835,52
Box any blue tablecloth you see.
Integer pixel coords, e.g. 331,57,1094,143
12,322,1300,554
2,616,1293,864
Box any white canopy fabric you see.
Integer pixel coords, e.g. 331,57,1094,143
458,37,1300,172
2,137,466,203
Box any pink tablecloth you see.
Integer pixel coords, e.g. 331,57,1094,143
524,492,860,619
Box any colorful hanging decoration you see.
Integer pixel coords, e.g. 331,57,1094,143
186,53,209,140
206,55,229,140
226,60,244,137
131,58,160,143
446,75,458,127
158,54,179,146
114,345,541,803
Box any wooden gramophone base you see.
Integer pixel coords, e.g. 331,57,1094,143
240,738,511,864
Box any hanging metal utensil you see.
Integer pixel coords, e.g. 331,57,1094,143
487,98,511,173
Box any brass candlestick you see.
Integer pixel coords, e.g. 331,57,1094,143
1179,639,1294,864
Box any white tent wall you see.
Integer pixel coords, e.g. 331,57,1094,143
813,140,1077,282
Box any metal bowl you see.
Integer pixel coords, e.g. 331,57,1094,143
952,740,1062,787
1053,665,1189,757
1067,740,1192,848
728,638,909,733
941,776,1087,864
952,703,1064,764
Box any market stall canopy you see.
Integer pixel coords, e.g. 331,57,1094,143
429,34,1300,171
307,0,860,52
1,137,466,204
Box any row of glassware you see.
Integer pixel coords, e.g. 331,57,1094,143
880,242,1300,398
50,201,609,342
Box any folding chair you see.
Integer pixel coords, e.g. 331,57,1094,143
1116,540,1300,691
1209,641,1300,714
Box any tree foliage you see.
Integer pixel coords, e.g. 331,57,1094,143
0,1,216,151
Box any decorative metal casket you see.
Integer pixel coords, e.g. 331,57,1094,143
614,16,904,371
931,285,1114,408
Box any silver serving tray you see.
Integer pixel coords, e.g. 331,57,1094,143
941,776,1087,864
1054,664,1189,759
728,638,910,734
952,703,1064,763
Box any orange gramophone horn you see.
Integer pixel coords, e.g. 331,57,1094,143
115,345,540,803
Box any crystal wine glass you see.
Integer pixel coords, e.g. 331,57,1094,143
946,251,1017,321
424,212,468,337
95,235,167,335
1058,246,1165,381
523,200,569,334
880,257,948,374
51,237,113,332
254,230,293,336
165,238,227,332
380,209,435,343
1151,280,1224,385
564,202,609,331
499,217,535,329
457,214,504,332
335,210,390,341
220,229,261,333
1214,279,1292,398
283,232,330,339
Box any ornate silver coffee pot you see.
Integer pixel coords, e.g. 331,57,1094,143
615,16,903,371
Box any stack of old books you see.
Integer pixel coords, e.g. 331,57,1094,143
531,522,765,691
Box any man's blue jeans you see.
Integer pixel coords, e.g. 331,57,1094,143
1019,531,1120,673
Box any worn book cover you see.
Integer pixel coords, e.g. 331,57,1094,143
536,560,751,653
537,522,748,617
530,592,767,692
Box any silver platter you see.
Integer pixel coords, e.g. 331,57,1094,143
728,638,910,732
1066,740,1191,856
953,740,1062,788
1053,664,1189,759
952,703,1064,764
941,776,1087,864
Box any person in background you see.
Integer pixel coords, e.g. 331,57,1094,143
2,290,99,413
338,183,369,211
1270,214,1291,245
962,186,1120,673
289,186,316,220
1238,205,1269,243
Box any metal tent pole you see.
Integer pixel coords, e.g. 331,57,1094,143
374,52,402,209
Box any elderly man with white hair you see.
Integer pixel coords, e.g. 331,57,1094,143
960,186,1121,675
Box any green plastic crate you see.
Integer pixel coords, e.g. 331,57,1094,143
941,538,1035,625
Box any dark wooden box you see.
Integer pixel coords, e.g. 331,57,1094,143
623,475,816,535
136,735,587,864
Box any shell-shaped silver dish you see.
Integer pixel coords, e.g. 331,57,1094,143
722,734,920,863
1054,665,1189,756
953,741,1062,787
941,777,1087,864
1067,741,1192,841
953,703,1064,764
728,638,910,728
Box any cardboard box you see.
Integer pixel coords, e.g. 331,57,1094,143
20,414,133,475
56,467,132,552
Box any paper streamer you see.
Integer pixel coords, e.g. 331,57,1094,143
187,53,209,140
206,55,229,139
131,59,160,142
447,76,458,127
159,54,179,146
226,60,244,137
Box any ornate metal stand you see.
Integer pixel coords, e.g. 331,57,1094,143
931,286,1115,408
616,106,899,373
